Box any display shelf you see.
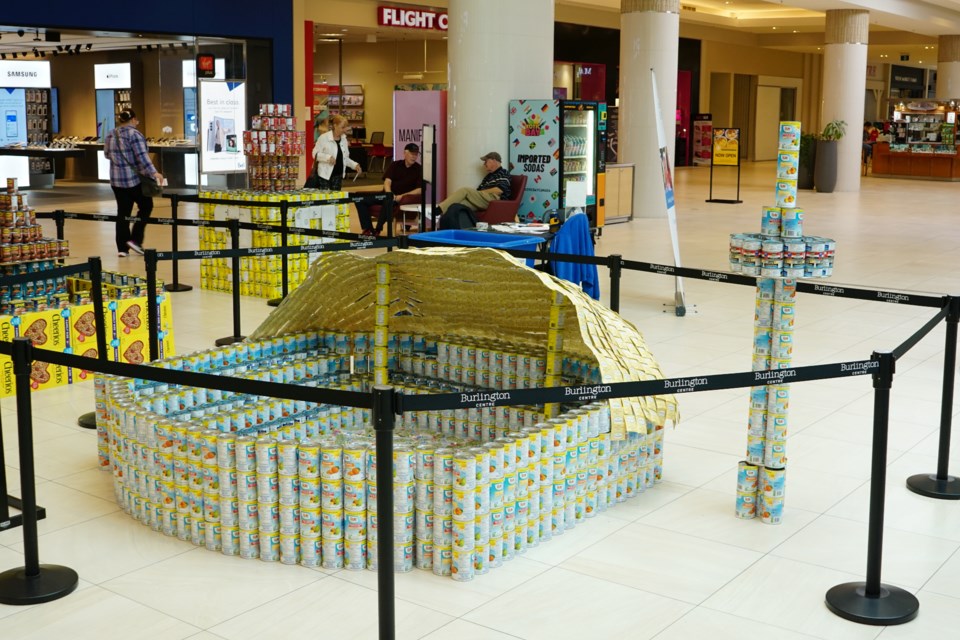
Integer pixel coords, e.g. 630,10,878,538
26,89,53,176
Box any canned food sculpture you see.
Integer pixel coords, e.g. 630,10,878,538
97,248,678,579
730,122,837,524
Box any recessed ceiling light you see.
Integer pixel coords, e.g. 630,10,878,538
792,30,797,33
772,26,777,30
341,28,348,32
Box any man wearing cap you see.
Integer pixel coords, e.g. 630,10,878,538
357,142,423,236
435,151,512,215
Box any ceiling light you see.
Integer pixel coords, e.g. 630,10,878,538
772,26,777,30
792,30,797,33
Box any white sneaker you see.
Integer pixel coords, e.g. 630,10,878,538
118,251,128,257
126,241,144,255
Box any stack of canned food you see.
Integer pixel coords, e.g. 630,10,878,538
96,329,664,580
244,104,306,192
198,190,350,298
728,232,835,279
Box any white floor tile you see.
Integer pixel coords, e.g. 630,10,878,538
561,522,762,604
102,548,324,628
638,487,820,552
702,556,884,640
0,584,200,639
771,515,959,589
333,556,550,618
463,567,692,640
208,575,453,640
658,443,742,488
9,511,192,584
652,606,822,640
874,590,960,639
915,548,960,600
419,619,522,639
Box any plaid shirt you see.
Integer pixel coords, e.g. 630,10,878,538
104,125,157,188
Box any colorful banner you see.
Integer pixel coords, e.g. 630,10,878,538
509,99,561,222
713,128,740,166
693,115,712,166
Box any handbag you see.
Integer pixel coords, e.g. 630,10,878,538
304,162,321,189
140,175,163,197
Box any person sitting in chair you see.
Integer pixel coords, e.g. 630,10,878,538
435,151,512,216
356,143,423,236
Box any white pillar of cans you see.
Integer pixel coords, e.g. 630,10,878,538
619,0,679,219
938,36,960,100
446,0,554,191
822,10,869,192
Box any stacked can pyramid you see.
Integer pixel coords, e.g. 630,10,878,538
731,121,837,524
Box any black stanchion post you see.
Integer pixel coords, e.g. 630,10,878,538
0,338,79,605
77,256,106,430
165,194,193,293
385,195,395,242
268,200,289,307
372,385,396,640
145,250,161,362
907,295,960,499
825,350,919,625
608,253,623,313
216,218,245,346
53,209,65,242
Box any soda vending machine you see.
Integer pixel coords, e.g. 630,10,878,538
508,99,606,231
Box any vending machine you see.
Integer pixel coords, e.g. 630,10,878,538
508,99,606,231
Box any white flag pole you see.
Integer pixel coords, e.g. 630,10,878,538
650,68,687,316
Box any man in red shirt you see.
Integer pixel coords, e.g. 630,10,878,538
357,142,423,236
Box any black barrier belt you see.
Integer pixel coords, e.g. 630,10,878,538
404,239,605,266
168,192,392,208
398,358,878,413
0,261,93,287
154,238,396,262
621,259,946,307
795,281,944,308
28,344,372,408
892,305,950,360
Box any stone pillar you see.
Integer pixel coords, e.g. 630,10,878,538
822,9,868,192
619,0,679,219
447,0,554,191
938,35,960,100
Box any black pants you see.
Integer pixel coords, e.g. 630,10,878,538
112,184,153,251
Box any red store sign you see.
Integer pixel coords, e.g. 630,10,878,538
378,5,449,30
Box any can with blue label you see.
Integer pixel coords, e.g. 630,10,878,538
737,461,759,493
735,491,757,519
760,492,784,525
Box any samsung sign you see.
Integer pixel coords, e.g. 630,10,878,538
377,6,448,30
0,61,51,88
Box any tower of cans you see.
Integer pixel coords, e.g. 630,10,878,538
244,104,306,192
729,122,837,524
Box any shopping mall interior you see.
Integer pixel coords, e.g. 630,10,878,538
1,1,960,639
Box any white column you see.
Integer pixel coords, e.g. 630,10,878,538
822,9,868,192
619,0,679,219
447,0,553,190
938,35,960,100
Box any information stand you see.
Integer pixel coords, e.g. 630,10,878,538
707,127,743,204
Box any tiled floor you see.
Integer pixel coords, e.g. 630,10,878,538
1,164,959,639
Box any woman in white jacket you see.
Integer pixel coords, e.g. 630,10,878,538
311,114,362,189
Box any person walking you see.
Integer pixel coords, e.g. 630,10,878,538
104,109,163,256
311,114,362,190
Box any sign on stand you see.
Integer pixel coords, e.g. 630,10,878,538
707,127,743,204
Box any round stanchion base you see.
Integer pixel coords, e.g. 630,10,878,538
906,473,960,500
267,297,284,307
215,335,246,347
825,582,919,626
77,411,97,430
0,564,79,605
164,283,193,293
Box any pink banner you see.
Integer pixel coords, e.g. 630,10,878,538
393,90,447,201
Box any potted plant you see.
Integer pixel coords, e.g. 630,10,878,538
814,120,846,193
798,132,817,190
